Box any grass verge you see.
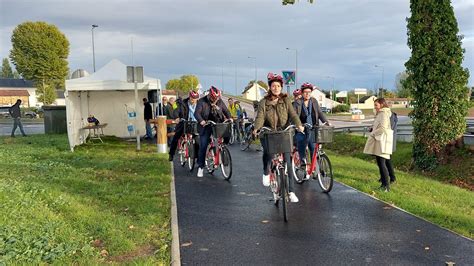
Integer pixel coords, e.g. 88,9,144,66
0,135,171,264
324,133,473,238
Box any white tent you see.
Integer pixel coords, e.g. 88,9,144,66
65,59,161,151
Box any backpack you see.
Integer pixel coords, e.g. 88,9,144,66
390,112,398,131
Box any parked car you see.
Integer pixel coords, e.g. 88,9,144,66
320,107,331,114
351,108,363,115
0,106,11,118
24,111,38,119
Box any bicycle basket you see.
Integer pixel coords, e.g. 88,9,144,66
314,126,334,143
263,129,294,154
212,123,231,138
184,121,198,135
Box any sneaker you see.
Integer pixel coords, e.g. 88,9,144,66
197,168,204,177
262,174,270,187
289,192,299,203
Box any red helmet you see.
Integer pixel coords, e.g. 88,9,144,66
300,82,314,91
293,89,302,97
267,72,284,87
189,90,199,99
208,86,221,100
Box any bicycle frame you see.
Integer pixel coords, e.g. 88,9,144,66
208,135,225,166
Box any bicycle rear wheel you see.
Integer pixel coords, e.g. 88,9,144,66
240,133,251,151
178,140,186,166
291,150,306,184
318,153,334,193
220,146,232,180
187,139,195,171
205,145,215,174
279,166,288,222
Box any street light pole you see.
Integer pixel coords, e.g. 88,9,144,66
91,24,98,72
286,47,298,94
221,66,224,93
248,56,257,100
229,61,237,96
375,64,384,98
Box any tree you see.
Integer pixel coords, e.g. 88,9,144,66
405,0,470,170
165,75,200,94
10,21,70,104
395,71,411,98
1,58,14,78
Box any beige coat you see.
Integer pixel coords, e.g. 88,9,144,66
363,107,392,159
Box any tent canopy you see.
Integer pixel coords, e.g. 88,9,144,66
65,59,161,151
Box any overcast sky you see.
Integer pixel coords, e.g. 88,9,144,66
1,0,473,94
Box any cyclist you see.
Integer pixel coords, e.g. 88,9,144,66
253,73,304,203
194,86,232,177
293,88,302,102
293,83,330,169
228,98,244,138
168,90,200,161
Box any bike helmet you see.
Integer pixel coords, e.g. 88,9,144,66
293,89,302,97
189,90,199,99
267,72,284,87
208,86,221,100
300,82,314,92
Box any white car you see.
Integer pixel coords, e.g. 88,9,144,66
351,108,363,115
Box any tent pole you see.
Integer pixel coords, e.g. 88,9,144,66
134,80,141,151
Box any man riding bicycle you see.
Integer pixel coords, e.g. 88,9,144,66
293,83,330,169
168,90,200,161
194,86,232,177
253,73,304,203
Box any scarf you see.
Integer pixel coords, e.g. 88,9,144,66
303,98,313,125
188,102,197,122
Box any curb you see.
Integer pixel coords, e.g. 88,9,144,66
170,162,181,266
337,181,473,242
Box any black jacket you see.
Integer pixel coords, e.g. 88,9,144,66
293,97,328,126
194,96,231,123
9,103,21,118
144,102,153,120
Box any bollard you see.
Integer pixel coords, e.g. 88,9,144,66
157,116,168,153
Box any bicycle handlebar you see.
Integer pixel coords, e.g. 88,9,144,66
204,119,232,126
257,124,296,136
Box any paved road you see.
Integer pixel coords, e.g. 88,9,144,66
0,121,44,136
173,145,473,265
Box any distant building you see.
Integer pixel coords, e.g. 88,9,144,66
350,95,377,109
0,78,66,107
310,87,341,109
241,82,267,101
385,98,410,108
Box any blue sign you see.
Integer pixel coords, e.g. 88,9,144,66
282,71,296,85
128,112,136,118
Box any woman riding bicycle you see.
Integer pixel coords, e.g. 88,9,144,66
293,83,330,168
194,86,232,177
168,90,200,161
253,73,304,203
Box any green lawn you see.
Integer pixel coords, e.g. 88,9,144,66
0,135,171,264
325,133,474,238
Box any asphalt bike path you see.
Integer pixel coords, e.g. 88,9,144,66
173,145,473,265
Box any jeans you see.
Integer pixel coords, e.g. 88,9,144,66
295,128,315,163
169,122,184,157
261,137,295,192
145,119,153,138
197,126,213,169
375,156,396,186
11,117,26,136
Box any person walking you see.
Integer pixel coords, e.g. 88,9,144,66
363,98,395,192
9,99,27,137
143,98,153,139
253,73,304,203
168,90,200,161
194,86,232,178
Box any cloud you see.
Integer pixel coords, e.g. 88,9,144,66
1,0,473,91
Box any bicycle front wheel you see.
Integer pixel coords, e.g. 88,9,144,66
187,140,195,172
318,153,334,193
291,150,306,184
205,145,215,174
240,133,251,151
278,166,288,222
220,146,232,180
179,141,186,167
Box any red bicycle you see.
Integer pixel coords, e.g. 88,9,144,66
291,123,334,193
204,120,233,180
177,120,198,171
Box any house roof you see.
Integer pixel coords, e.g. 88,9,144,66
0,79,34,88
242,82,267,94
0,89,30,96
359,95,375,103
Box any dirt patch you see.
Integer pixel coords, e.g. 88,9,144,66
107,244,156,263
468,107,474,118
450,178,474,191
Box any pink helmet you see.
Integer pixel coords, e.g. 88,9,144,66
300,82,314,91
267,72,284,87
189,90,199,99
209,86,221,100
293,89,302,97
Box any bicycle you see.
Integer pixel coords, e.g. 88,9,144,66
240,118,257,151
204,120,233,180
229,117,244,145
259,125,296,222
177,119,198,171
291,123,334,193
